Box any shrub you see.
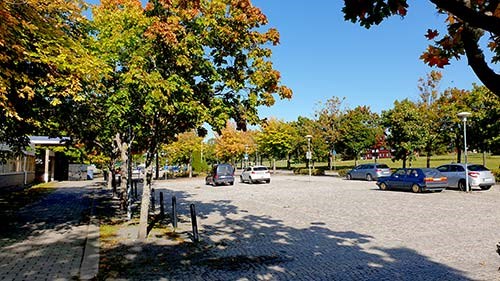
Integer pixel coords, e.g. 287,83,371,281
293,168,325,176
336,169,349,178
491,169,500,183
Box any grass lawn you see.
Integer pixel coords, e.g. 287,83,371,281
274,152,500,171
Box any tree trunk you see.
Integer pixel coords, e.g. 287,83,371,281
286,153,291,170
426,153,431,168
138,170,152,240
482,150,486,166
456,134,462,163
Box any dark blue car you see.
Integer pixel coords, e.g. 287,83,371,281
376,168,448,193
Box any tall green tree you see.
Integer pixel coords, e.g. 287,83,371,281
416,71,448,167
463,85,500,163
382,99,426,168
336,106,380,166
342,0,500,97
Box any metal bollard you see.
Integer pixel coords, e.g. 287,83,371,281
172,196,178,229
134,181,138,198
151,188,155,212
159,192,164,217
190,203,199,243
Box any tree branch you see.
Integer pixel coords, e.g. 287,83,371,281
461,26,500,97
430,0,500,34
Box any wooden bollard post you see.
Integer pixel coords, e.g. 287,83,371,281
190,203,199,243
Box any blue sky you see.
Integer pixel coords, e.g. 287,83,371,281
252,1,482,120
86,1,482,121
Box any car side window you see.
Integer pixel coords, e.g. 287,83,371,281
394,169,406,176
245,167,251,172
455,165,465,172
437,165,449,172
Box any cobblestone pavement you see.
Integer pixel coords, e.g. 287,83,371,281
142,175,500,281
0,181,99,281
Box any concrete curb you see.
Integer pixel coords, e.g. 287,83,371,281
79,188,100,280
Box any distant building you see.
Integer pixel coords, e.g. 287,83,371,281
365,147,392,160
0,143,36,188
0,136,71,189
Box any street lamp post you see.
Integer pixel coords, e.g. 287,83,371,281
457,112,471,192
306,135,312,179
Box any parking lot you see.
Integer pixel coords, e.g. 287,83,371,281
153,174,500,280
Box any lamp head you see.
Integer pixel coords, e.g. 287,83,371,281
457,111,471,121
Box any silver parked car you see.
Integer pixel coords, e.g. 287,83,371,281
436,163,495,190
240,165,271,184
346,163,391,181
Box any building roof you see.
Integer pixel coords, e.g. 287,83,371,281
29,136,70,146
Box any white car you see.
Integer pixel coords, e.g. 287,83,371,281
240,166,271,184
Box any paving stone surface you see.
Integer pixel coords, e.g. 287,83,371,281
142,175,500,281
0,181,97,281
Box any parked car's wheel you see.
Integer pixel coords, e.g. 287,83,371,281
411,184,421,193
230,181,234,186
379,182,388,191
458,180,466,191
346,174,352,180
249,177,254,184
240,175,244,183
366,174,373,181
480,185,492,190
266,179,270,184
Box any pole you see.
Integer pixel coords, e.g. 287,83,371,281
190,204,199,242
464,119,469,192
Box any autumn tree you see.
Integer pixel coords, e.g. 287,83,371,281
162,131,203,177
215,122,247,164
342,0,500,97
0,0,102,151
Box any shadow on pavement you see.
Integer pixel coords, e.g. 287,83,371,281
97,187,473,281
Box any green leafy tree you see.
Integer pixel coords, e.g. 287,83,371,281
463,85,500,163
336,106,380,166
342,0,500,97
256,118,298,171
315,96,346,168
434,87,470,163
382,99,426,168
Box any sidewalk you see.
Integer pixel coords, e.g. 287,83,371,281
0,180,100,281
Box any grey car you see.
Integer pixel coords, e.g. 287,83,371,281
436,163,495,190
205,163,235,186
346,163,392,181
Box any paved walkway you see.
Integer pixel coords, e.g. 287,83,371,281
0,181,100,281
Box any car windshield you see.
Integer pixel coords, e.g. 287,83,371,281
253,167,268,171
467,165,489,171
423,169,442,178
376,164,389,169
